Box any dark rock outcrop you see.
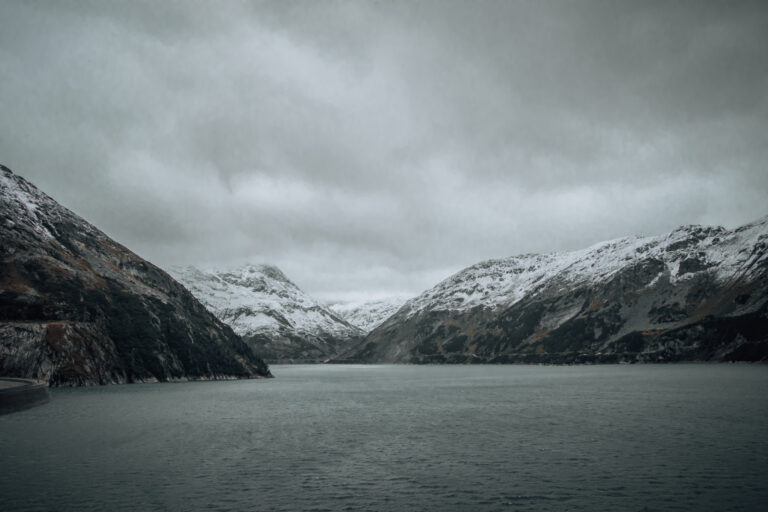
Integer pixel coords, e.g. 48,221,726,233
347,218,768,364
0,165,271,385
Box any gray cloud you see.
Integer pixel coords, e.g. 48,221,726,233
1,0,767,300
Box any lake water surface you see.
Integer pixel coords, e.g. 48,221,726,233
1,364,767,511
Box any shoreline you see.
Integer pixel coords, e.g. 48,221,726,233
0,378,51,415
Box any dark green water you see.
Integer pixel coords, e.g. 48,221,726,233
1,364,767,511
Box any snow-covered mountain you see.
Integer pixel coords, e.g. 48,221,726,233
348,217,768,363
328,298,408,333
0,165,271,385
170,264,363,362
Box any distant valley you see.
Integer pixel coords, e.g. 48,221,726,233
328,298,407,333
170,264,407,363
175,217,767,366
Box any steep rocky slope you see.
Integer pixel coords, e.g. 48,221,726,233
171,265,363,363
328,298,407,333
350,218,768,363
0,165,271,385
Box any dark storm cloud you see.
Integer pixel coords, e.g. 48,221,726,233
1,0,767,300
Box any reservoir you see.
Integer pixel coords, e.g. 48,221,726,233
1,364,767,511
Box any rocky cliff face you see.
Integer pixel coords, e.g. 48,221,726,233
350,218,768,363
170,265,364,363
0,165,271,385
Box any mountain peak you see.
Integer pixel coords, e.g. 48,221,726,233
242,264,293,285
170,263,363,363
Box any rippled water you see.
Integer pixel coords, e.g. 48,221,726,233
1,364,767,511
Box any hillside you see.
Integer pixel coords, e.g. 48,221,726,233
349,217,768,363
0,165,271,385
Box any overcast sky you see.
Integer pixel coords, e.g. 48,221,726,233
1,1,767,302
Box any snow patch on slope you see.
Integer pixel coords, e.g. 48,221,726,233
0,167,54,239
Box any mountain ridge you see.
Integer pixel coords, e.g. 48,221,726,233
347,216,768,364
